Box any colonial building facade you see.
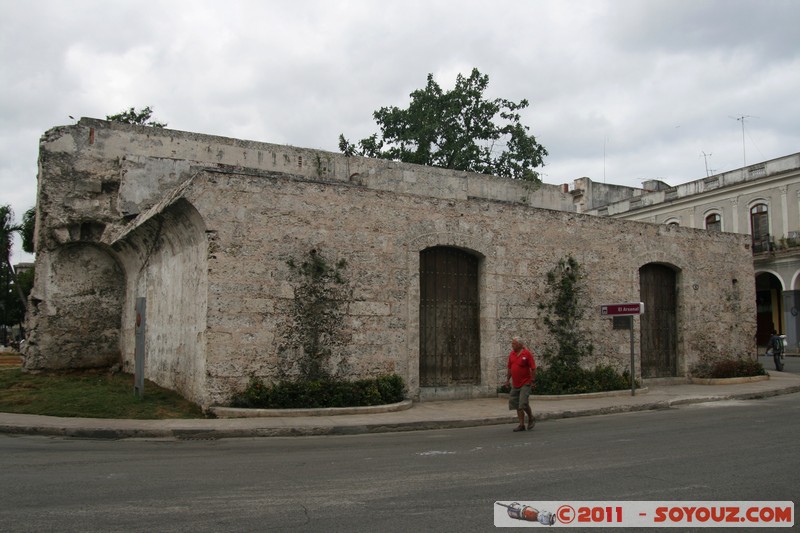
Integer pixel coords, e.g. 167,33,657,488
24,119,756,407
574,153,800,353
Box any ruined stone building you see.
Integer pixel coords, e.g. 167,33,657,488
24,119,756,408
570,153,800,352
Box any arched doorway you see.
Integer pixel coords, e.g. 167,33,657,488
419,246,480,386
755,272,783,345
639,263,678,378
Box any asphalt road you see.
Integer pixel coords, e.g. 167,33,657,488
1,393,798,532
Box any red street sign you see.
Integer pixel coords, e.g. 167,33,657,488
600,302,644,316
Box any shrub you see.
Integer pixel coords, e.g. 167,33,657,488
534,364,635,395
497,364,634,395
690,357,766,379
230,374,405,409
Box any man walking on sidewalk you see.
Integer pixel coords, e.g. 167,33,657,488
505,336,536,432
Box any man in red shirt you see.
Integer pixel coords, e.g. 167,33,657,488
505,336,536,432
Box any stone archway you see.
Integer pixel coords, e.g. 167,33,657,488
112,198,209,405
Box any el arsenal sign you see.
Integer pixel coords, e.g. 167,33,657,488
600,302,645,316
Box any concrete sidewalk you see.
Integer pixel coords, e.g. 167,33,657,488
1,370,799,440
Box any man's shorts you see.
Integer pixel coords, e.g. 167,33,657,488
508,383,532,410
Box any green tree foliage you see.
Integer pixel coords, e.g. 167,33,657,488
0,205,30,341
106,106,167,127
21,206,35,254
339,68,547,182
1,265,33,332
0,205,21,266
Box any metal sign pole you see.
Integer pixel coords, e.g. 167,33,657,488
600,302,644,397
629,316,636,396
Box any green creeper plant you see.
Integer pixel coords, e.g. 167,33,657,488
280,249,351,381
538,255,594,369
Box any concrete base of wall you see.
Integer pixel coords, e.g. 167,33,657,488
689,375,770,385
417,385,495,401
209,399,413,418
642,377,692,386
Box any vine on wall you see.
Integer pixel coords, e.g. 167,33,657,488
229,248,407,408
538,255,594,369
278,248,352,381
535,255,635,394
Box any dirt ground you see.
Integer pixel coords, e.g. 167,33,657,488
0,353,22,368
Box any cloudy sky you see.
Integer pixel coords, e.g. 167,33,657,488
2,0,799,262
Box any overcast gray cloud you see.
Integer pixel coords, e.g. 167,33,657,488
2,0,799,262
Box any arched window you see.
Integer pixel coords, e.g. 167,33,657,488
705,213,721,231
664,218,679,228
750,204,770,252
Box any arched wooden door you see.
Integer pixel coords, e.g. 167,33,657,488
639,263,678,378
419,247,480,386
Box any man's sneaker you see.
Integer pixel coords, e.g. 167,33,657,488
527,417,536,430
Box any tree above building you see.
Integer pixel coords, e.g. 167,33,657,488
339,68,547,182
106,106,167,128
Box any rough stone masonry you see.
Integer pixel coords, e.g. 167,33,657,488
23,118,756,408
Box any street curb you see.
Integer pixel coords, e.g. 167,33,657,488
209,399,414,418
689,375,770,385
0,425,174,440
1,384,798,440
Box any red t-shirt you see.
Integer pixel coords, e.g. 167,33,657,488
508,348,535,388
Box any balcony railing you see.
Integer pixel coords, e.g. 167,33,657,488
752,234,774,254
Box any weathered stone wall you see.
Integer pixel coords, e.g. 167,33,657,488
25,119,757,408
24,243,124,369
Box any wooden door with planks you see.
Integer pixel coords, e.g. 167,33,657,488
419,247,480,387
639,263,678,378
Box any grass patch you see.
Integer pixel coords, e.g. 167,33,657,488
0,368,206,419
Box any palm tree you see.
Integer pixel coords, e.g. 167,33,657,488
0,205,27,312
